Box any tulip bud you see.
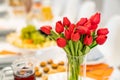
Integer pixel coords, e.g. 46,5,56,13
96,35,107,45
55,21,64,33
76,18,88,26
71,32,80,42
40,26,52,35
84,35,93,46
63,17,71,27
65,29,71,40
90,12,101,25
57,38,66,47
97,28,109,35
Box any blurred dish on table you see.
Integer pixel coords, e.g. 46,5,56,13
0,50,21,67
35,59,66,80
6,25,55,51
0,50,17,55
0,27,15,36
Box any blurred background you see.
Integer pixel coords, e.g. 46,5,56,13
0,0,120,79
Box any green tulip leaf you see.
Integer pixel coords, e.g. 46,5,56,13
63,45,71,54
89,40,97,49
74,41,79,56
78,50,83,56
83,46,90,55
68,40,74,56
78,41,83,51
50,30,59,40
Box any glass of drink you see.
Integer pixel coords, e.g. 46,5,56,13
0,58,36,80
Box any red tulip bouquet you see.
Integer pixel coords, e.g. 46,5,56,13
40,12,109,80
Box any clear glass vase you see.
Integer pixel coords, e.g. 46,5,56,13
67,54,86,80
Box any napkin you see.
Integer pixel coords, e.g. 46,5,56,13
87,47,104,61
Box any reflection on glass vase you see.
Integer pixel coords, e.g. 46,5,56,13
67,54,86,80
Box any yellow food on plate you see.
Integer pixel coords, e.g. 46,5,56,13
35,59,66,79
6,33,55,49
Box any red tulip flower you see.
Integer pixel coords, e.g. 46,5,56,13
90,12,101,25
84,21,92,29
97,28,109,35
69,24,75,32
71,32,80,42
76,26,88,34
55,21,64,33
40,26,52,35
91,24,98,30
84,35,93,46
65,29,71,40
76,18,88,26
57,38,66,47
63,17,71,27
96,35,107,45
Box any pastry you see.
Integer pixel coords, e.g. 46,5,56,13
58,61,64,66
47,59,53,64
40,61,46,67
51,63,58,69
34,66,39,71
35,71,42,77
43,67,49,73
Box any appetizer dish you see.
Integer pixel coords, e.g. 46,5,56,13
6,25,55,49
35,59,66,80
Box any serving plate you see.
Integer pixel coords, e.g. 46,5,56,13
6,32,56,50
